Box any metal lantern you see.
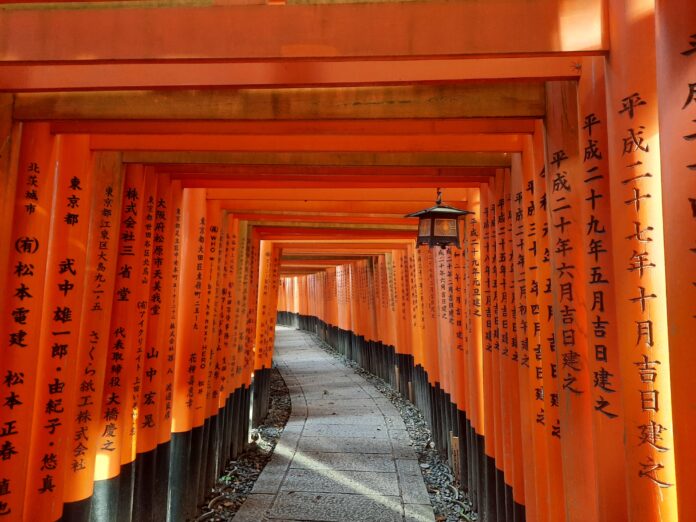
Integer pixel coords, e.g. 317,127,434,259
406,189,473,249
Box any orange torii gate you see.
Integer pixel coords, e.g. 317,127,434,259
0,2,694,522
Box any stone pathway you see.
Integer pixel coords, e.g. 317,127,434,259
234,327,436,522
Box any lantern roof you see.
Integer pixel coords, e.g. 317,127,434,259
405,203,473,218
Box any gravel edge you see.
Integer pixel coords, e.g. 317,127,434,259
195,367,291,521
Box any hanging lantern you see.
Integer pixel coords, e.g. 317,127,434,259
406,189,473,249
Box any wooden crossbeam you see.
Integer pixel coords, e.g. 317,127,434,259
0,1,606,63
1,57,582,91
14,84,545,120
123,151,511,167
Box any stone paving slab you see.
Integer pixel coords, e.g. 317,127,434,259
304,414,387,426
405,503,437,522
297,436,394,454
280,469,400,496
234,327,435,522
269,491,404,522
300,423,390,439
289,451,396,472
305,398,385,410
234,494,276,521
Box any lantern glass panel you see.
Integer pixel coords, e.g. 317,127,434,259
434,218,457,237
418,218,432,236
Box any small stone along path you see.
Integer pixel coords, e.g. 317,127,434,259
234,327,436,522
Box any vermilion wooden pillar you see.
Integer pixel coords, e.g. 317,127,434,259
127,170,166,522
519,140,547,522
492,168,512,519
0,123,56,521
480,176,499,522
532,120,565,522
168,188,207,522
155,180,183,522
255,241,282,370
510,153,535,520
118,169,158,522
401,247,418,390
92,164,146,521
655,1,696,518
464,187,485,513
577,57,628,520
61,153,124,521
605,1,678,518
24,135,93,522
544,81,599,521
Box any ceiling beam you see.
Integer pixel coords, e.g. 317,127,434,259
122,151,511,167
209,187,470,201
51,118,538,136
181,176,488,189
0,1,606,63
214,200,472,215
14,83,545,120
1,57,581,91
89,133,524,153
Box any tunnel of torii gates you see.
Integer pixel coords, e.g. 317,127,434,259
0,1,694,522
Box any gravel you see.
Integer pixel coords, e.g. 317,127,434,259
195,367,291,521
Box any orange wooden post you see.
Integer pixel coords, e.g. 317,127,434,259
255,241,282,370
168,187,207,521
377,256,390,351
446,242,462,470
196,199,224,503
354,259,367,358
545,81,600,520
433,246,454,461
395,250,413,371
501,167,523,519
531,121,566,522
0,123,56,521
370,259,383,354
156,179,183,519
479,179,496,521
420,247,441,443
212,210,232,477
366,258,379,349
337,265,349,347
23,135,93,522
407,245,425,402
518,138,549,522
230,218,249,403
119,169,158,522
655,1,696,518
488,170,506,518
605,1,678,517
245,231,260,384
577,57,629,520
132,173,175,521
184,196,215,513
236,220,255,450
61,153,124,518
509,154,534,520
452,233,470,486
362,258,372,349
329,266,340,334
463,187,485,511
91,164,147,521
346,264,356,345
